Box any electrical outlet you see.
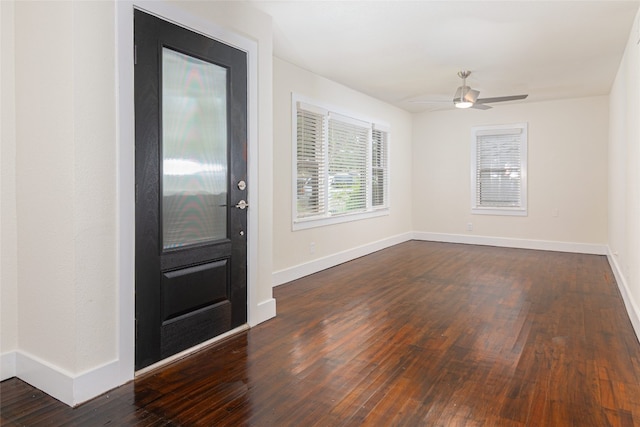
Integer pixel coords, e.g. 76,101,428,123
552,208,559,217
309,242,316,254
467,223,473,231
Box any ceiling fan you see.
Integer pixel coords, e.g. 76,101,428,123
413,70,528,110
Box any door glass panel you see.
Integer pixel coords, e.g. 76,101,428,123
162,48,228,250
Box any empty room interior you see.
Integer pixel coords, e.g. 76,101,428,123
2,0,640,425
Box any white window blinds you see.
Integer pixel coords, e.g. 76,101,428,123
296,107,326,217
294,98,390,227
471,124,527,216
328,114,369,215
372,127,388,207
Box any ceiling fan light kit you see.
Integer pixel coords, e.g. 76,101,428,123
455,100,473,109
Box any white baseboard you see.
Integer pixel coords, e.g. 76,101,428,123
1,351,16,380
249,298,277,326
71,359,123,406
607,249,640,342
272,232,413,287
413,232,608,255
12,350,122,407
16,351,74,405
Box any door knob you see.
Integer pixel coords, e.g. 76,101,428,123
235,200,248,210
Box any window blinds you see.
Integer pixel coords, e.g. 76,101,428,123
328,114,368,215
296,108,325,217
372,128,388,207
475,131,522,208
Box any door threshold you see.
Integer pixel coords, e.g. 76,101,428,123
135,324,249,377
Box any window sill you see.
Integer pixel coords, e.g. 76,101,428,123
293,208,389,231
471,207,527,217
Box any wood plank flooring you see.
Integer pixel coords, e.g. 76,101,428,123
2,241,640,426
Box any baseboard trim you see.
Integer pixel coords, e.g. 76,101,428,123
72,360,123,407
272,232,414,287
249,298,277,327
12,350,122,407
412,232,608,255
1,351,16,381
607,249,640,343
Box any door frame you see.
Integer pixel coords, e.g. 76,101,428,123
116,1,260,382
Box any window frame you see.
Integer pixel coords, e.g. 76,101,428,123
470,123,528,216
292,93,390,231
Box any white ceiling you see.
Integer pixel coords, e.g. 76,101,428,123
247,0,639,112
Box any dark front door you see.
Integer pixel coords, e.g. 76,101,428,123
134,10,248,370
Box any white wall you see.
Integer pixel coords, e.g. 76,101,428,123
412,96,609,250
608,9,640,335
272,58,414,283
12,0,115,374
1,0,275,407
2,0,118,402
1,0,18,378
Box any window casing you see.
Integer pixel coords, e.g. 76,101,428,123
471,123,527,216
293,96,389,229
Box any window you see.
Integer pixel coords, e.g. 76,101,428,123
471,123,527,216
294,96,389,229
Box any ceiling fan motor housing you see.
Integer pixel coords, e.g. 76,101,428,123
454,85,479,103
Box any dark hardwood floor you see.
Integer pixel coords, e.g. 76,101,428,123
3,241,640,426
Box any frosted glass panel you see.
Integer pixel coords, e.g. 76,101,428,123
162,48,228,250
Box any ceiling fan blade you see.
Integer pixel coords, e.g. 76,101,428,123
476,94,528,104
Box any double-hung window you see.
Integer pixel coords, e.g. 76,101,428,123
471,123,528,216
294,96,389,229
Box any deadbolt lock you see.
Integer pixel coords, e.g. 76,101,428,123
237,180,247,191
